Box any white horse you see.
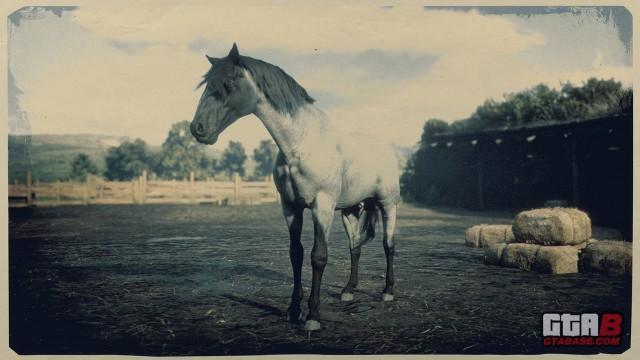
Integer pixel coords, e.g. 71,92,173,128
191,44,400,331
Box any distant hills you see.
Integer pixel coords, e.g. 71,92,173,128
9,133,221,183
8,134,121,183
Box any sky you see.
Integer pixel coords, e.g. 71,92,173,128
7,2,633,152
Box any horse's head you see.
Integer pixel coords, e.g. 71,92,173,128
191,43,259,144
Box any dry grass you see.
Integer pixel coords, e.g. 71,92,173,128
9,204,631,355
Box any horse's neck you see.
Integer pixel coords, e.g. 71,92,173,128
254,102,334,165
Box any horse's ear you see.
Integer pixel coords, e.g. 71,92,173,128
228,43,240,65
206,55,219,66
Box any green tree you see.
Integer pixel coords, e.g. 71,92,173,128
104,138,151,181
420,119,449,143
557,78,626,119
70,153,98,181
220,141,247,177
253,139,278,179
401,77,632,201
157,120,215,179
450,78,630,134
619,88,632,114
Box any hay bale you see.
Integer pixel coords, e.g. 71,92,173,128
572,238,599,251
479,225,515,247
579,240,632,276
484,242,507,265
465,224,514,248
512,208,591,246
572,242,588,251
533,246,579,274
465,225,482,247
501,243,541,271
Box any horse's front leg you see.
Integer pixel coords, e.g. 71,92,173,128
282,202,304,323
305,192,335,331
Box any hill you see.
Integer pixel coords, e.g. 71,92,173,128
9,134,225,183
8,134,122,183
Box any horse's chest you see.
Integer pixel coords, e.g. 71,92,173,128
274,159,339,208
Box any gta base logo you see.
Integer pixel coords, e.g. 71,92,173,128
542,313,622,346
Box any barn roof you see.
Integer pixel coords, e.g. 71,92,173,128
427,113,631,147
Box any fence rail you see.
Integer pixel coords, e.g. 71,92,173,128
8,171,280,207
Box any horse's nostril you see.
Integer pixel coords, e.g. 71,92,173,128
196,122,204,134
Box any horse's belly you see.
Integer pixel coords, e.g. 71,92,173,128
337,154,400,207
336,174,379,208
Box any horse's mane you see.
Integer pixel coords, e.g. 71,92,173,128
240,57,314,115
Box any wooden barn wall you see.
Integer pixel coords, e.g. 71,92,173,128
417,115,632,238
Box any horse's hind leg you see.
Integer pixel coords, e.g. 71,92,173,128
379,202,397,301
340,206,361,302
282,202,304,323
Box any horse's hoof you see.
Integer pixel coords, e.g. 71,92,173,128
382,293,394,302
304,319,321,331
341,292,354,302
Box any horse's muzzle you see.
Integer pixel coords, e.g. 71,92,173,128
190,121,218,144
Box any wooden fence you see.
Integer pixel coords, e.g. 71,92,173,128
8,171,280,207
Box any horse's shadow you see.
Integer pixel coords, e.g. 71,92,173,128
220,293,286,317
220,292,374,324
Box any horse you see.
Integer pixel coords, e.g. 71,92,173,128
190,43,400,331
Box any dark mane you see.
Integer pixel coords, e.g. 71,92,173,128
241,57,314,115
199,55,314,115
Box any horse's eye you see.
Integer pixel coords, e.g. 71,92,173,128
223,82,232,94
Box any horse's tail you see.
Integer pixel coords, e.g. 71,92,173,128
358,200,379,244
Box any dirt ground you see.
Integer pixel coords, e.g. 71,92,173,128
9,203,631,355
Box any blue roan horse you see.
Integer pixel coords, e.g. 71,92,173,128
191,44,400,331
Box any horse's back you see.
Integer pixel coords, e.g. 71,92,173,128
273,132,400,208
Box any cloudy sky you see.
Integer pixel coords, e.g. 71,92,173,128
8,2,633,152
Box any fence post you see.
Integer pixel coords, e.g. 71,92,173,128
135,175,140,204
131,178,138,204
141,170,147,204
56,180,61,206
208,177,215,203
83,177,89,205
233,172,241,204
26,171,32,206
190,171,196,204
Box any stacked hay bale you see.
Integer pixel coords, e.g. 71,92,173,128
579,240,632,276
465,224,515,248
470,207,631,276
502,208,591,274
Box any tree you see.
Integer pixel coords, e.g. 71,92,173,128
420,119,449,143
70,153,98,181
104,138,151,181
253,139,278,179
220,141,247,177
449,78,630,134
156,120,215,179
401,77,632,202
